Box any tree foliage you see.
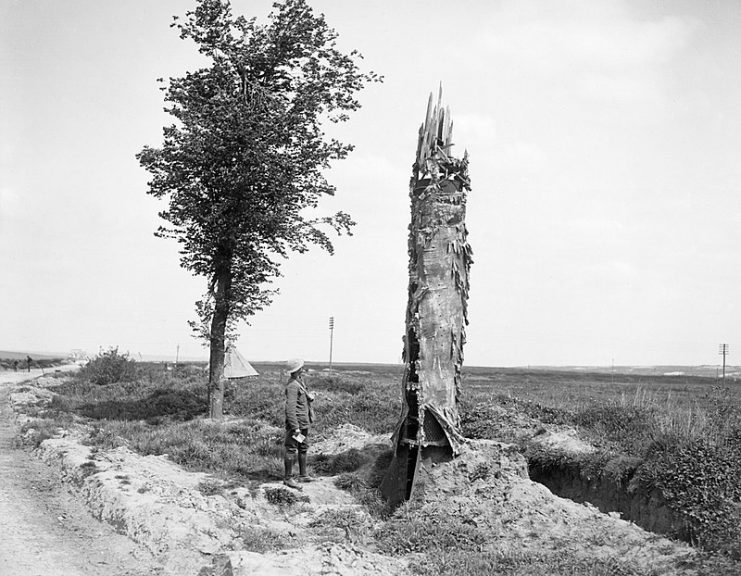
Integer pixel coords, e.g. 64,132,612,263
137,0,379,416
138,0,379,327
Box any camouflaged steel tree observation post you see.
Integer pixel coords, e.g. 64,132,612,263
381,89,473,504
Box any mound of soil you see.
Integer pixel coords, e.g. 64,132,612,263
409,439,696,574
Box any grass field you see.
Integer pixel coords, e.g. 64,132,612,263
15,356,741,574
0,350,66,372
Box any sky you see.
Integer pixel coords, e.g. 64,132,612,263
1,0,740,367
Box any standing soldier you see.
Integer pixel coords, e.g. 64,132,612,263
283,359,315,489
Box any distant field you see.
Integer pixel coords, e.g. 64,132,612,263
0,350,66,360
525,364,741,379
459,366,741,412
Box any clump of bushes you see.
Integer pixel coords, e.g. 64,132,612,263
79,347,137,385
638,435,741,554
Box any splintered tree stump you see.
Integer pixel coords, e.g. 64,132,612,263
381,88,473,505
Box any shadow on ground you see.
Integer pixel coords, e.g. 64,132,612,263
77,389,206,423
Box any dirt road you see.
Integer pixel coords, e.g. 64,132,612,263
0,369,163,576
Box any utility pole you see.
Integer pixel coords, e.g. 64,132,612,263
328,316,334,371
175,344,180,372
719,343,729,383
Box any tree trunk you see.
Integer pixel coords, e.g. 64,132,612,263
208,266,231,420
381,88,472,504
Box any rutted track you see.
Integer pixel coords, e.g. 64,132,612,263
0,369,163,576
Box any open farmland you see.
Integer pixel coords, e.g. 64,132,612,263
11,360,741,575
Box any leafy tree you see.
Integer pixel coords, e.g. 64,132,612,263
138,0,379,418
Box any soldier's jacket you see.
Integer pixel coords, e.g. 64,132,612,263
285,378,314,430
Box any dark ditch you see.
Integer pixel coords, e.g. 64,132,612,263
528,461,688,541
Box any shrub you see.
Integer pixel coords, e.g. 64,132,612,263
637,436,741,552
80,348,137,385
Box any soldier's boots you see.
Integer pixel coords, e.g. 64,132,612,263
284,477,302,490
284,454,303,490
298,453,315,482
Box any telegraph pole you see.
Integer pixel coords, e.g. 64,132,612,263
719,343,729,383
328,316,335,371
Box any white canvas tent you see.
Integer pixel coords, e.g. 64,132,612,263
223,342,258,378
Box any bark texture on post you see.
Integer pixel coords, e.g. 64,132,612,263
381,88,472,504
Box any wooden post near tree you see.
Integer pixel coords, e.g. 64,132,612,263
381,87,473,504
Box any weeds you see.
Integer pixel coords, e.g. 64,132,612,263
312,448,367,475
308,508,371,544
238,526,300,553
15,419,62,448
374,510,488,555
264,486,309,506
197,479,224,496
334,472,367,491
410,550,651,576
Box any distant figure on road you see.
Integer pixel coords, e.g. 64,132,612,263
283,358,315,490
26,355,32,372
12,360,18,372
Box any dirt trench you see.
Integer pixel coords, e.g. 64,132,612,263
480,402,690,542
529,462,685,539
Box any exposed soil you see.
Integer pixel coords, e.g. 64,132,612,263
0,369,163,576
530,465,682,537
410,441,697,573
